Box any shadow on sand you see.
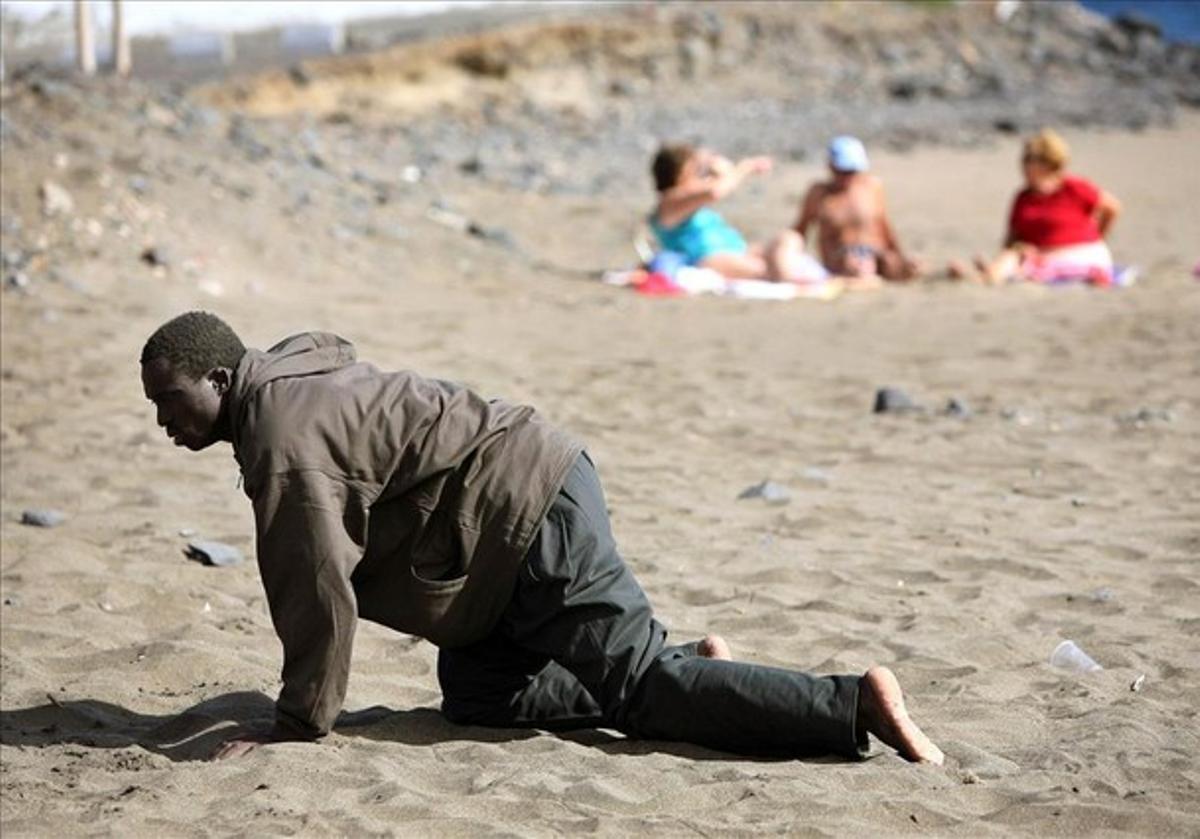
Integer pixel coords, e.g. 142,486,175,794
1,692,848,764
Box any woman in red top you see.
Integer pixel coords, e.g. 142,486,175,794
969,129,1122,285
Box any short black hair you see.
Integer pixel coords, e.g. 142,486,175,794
140,311,246,378
651,143,695,192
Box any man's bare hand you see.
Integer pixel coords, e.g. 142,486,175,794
747,156,774,175
211,731,277,760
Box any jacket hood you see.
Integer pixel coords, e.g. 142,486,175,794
229,331,357,428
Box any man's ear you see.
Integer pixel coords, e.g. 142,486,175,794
206,367,233,397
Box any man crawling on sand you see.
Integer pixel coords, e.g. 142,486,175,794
140,311,943,766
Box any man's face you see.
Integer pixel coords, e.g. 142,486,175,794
829,166,856,185
141,357,223,451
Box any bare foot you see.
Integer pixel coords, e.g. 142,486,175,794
697,634,732,661
946,258,972,280
857,666,944,765
972,254,1007,286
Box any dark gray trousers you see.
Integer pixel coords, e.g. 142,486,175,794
438,455,866,758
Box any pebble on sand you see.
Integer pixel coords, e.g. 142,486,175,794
184,540,245,567
944,397,972,418
20,509,67,528
140,246,173,268
39,180,74,217
738,480,792,505
873,387,920,414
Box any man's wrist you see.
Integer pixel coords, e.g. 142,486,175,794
271,713,323,742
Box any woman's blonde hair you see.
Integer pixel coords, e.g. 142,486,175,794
1023,129,1069,171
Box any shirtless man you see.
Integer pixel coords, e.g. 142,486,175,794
794,136,921,282
141,311,944,766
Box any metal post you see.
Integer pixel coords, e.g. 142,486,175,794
74,0,96,75
112,0,130,76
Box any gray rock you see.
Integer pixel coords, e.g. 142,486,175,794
609,78,650,97
738,480,792,505
4,272,31,292
21,509,67,528
28,77,72,101
39,180,74,217
944,398,972,418
289,64,314,86
1133,31,1168,64
873,387,919,414
426,201,470,232
1001,407,1035,426
140,246,172,268
467,222,517,250
1114,12,1162,41
184,540,244,567
877,44,908,66
887,73,950,100
1095,26,1132,55
1117,406,1174,427
228,117,271,162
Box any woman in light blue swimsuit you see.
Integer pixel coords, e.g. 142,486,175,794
650,144,828,283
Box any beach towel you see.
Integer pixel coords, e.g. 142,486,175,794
1017,241,1137,288
602,266,845,301
1022,261,1139,288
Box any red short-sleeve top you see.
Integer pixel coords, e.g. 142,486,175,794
1008,175,1103,249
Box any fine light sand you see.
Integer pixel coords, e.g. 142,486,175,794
2,111,1199,835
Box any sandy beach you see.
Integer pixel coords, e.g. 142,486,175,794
2,2,1199,835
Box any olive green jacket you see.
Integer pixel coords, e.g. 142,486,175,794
228,332,582,738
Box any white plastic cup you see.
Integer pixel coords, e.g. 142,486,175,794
1050,640,1103,673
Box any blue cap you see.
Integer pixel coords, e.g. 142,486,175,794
828,135,869,172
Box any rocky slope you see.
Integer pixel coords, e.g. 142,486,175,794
2,1,1197,297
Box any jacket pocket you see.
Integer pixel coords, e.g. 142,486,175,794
401,565,468,636
409,564,467,593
